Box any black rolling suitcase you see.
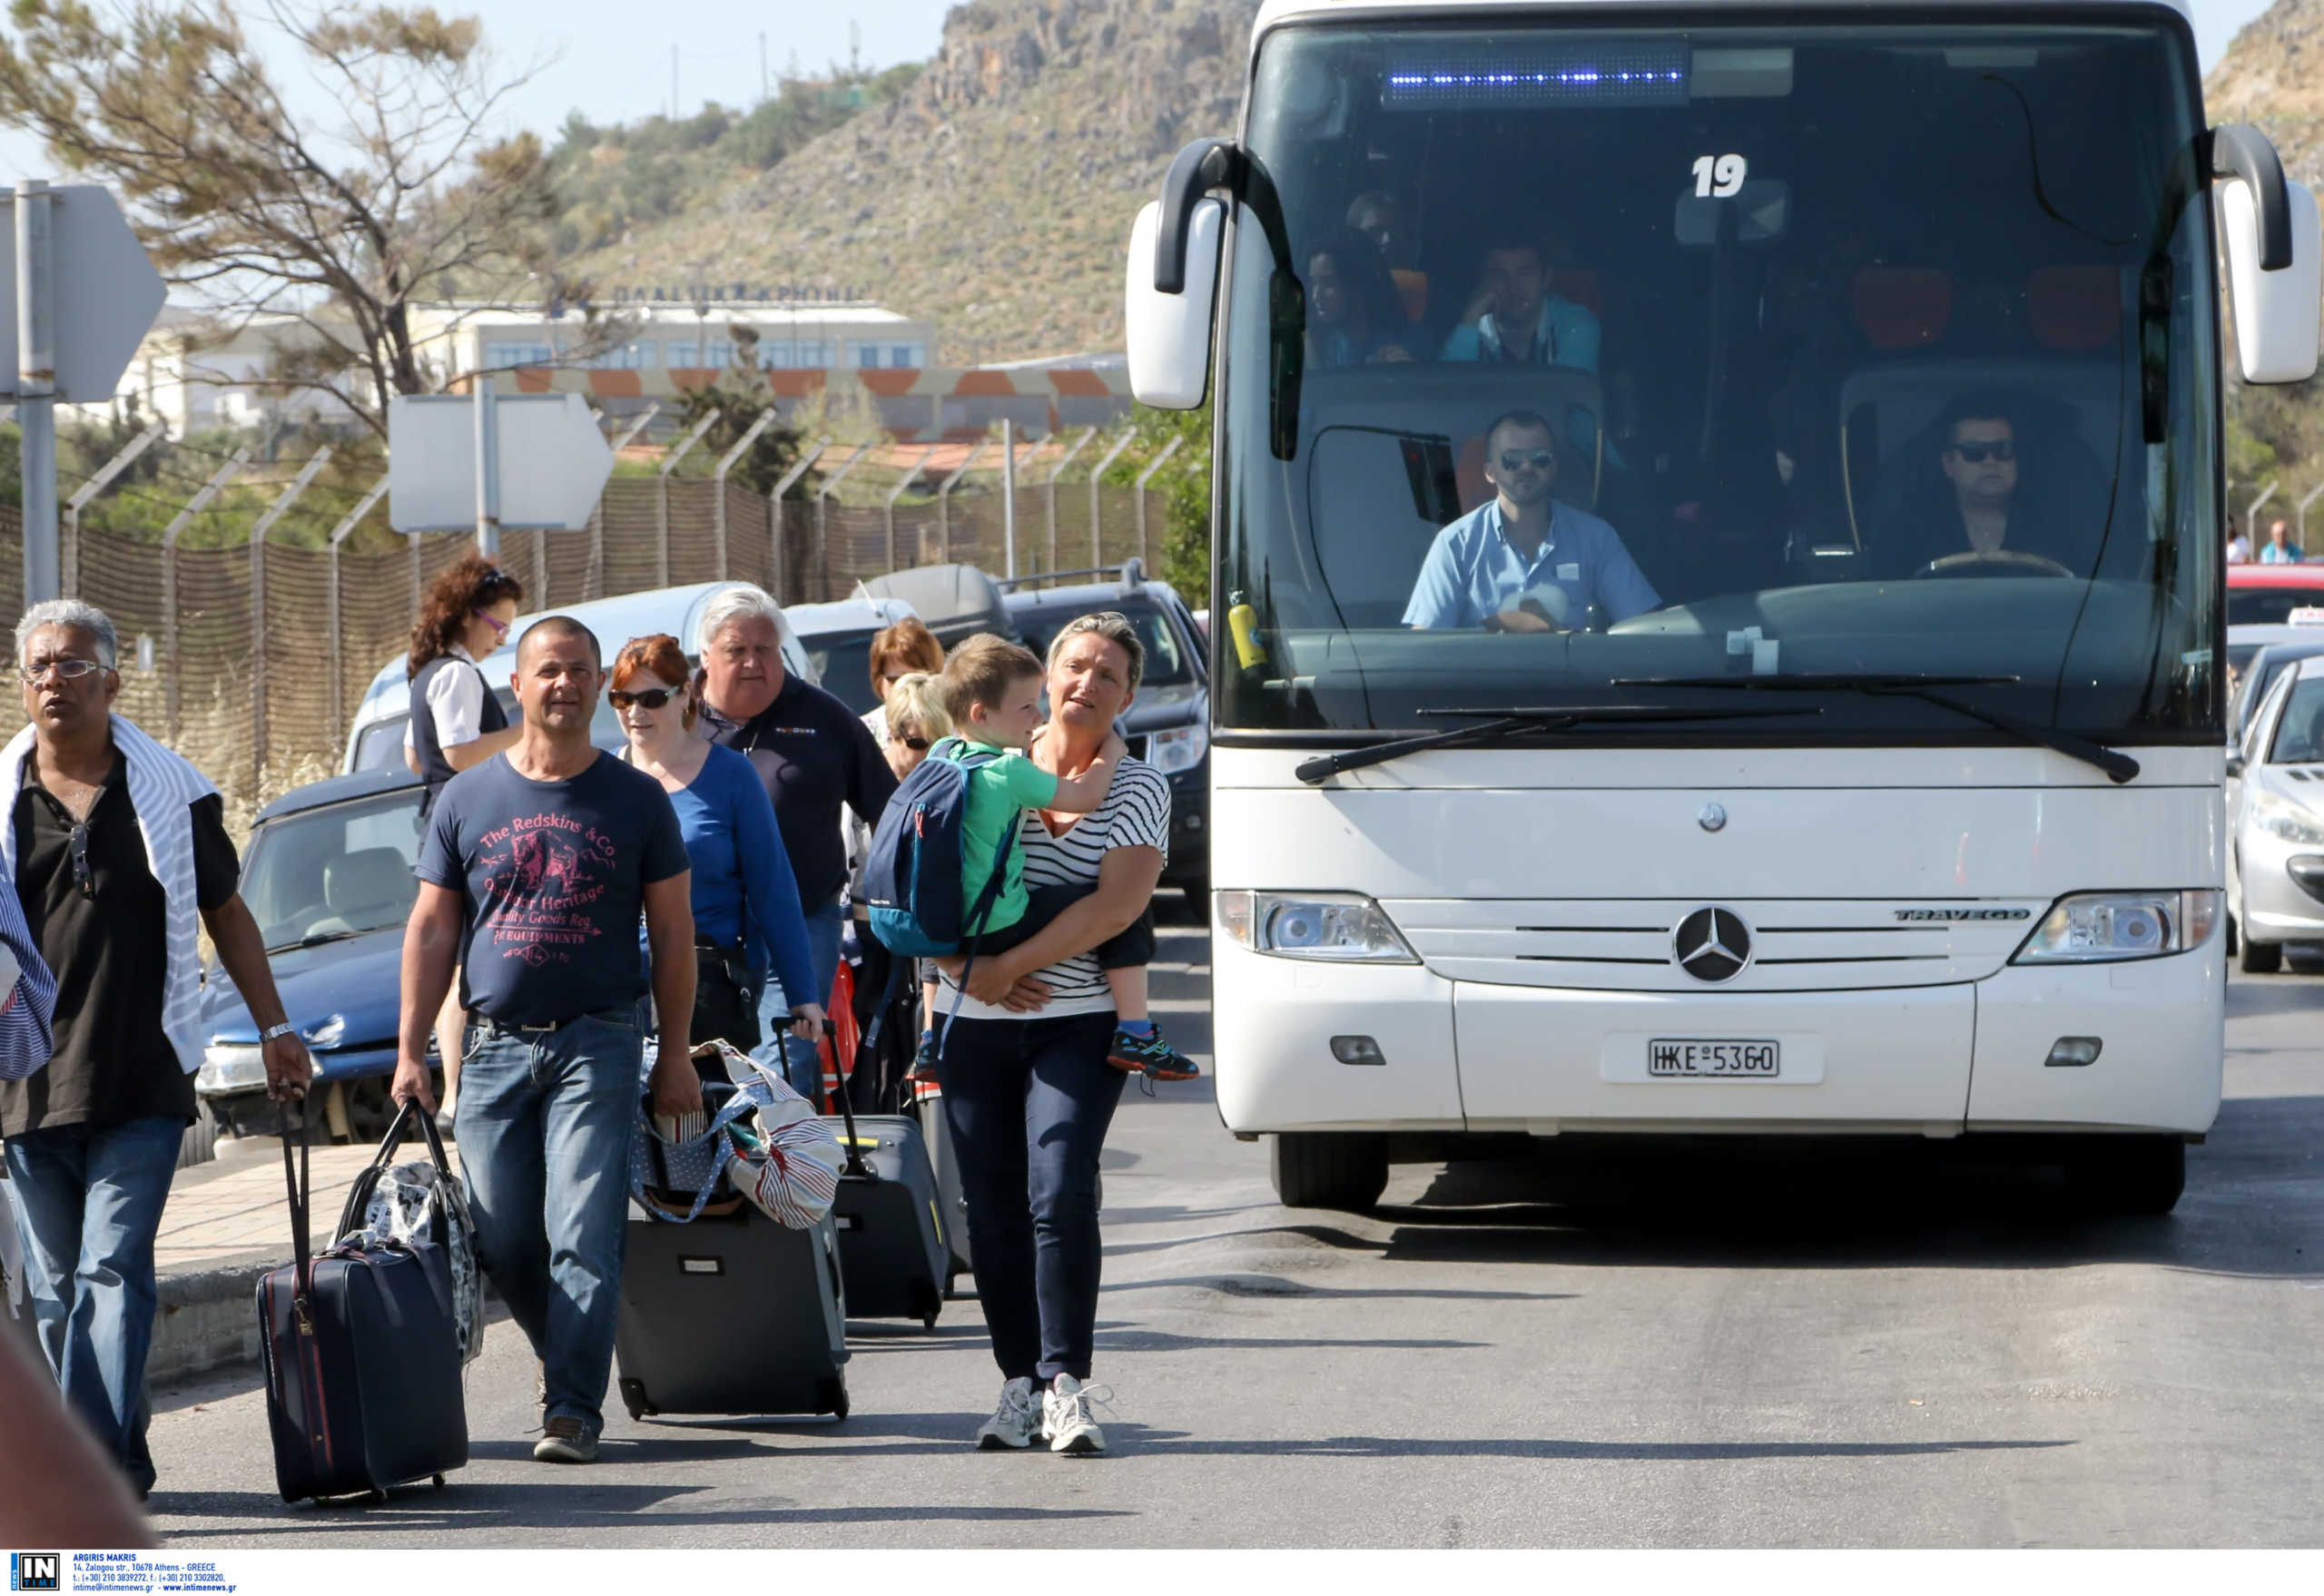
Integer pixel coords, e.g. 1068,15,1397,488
615,1206,851,1421
257,1107,467,1504
821,1037,950,1329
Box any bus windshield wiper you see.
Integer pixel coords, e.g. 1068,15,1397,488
1613,673,2141,784
1292,704,1820,785
263,928,371,956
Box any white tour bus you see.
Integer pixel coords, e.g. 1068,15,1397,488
1127,0,2321,1214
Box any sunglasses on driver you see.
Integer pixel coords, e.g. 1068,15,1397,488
1948,440,2015,464
1497,449,1554,473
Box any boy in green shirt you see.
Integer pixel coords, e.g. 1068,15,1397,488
911,635,1196,1082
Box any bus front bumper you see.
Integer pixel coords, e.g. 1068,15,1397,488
1210,936,2223,1139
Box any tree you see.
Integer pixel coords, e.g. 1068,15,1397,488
0,0,575,434
1102,405,1213,596
671,328,812,495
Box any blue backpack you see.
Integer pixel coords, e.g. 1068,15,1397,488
861,737,1018,961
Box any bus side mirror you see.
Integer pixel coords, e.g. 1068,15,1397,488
2214,124,2321,385
1127,195,1223,409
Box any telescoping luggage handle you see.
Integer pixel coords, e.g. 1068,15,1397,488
332,1096,463,1246
814,1017,876,1182
275,1100,316,1322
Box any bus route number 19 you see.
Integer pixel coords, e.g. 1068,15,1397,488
1692,153,1748,198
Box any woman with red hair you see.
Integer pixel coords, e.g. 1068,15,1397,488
612,635,823,1060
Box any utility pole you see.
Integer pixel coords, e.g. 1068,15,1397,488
760,34,769,103
671,44,679,121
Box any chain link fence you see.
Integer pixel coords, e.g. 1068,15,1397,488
0,465,1171,832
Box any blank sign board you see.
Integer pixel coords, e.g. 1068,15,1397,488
388,391,615,532
0,185,168,402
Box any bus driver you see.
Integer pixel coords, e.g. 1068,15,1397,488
1403,409,1660,632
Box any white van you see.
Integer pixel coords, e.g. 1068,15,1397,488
343,581,834,774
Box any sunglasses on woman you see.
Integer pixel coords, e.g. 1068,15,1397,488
901,735,931,751
608,687,677,710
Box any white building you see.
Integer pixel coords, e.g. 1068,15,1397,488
112,293,940,437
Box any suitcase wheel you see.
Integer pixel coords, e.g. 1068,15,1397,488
369,1489,389,1505
817,1375,850,1422
432,1474,446,1490
619,1377,652,1421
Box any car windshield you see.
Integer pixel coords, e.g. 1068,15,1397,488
1013,598,1194,687
801,629,881,715
241,789,425,951
352,686,628,773
2229,586,2324,626
2268,675,2324,764
1219,19,2217,743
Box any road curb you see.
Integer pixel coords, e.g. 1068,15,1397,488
152,1263,271,1383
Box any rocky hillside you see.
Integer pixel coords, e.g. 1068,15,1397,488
2210,0,2324,479
578,0,1260,362
2207,0,2324,187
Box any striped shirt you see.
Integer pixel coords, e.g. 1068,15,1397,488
940,756,1170,1020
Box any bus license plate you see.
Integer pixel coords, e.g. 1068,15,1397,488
1647,1039,1781,1079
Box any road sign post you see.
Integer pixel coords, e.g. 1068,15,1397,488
389,389,614,542
2,182,166,606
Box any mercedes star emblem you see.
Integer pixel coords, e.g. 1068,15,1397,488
1673,908,1752,982
1698,803,1728,832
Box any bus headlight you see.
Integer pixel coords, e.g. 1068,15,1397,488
1216,891,1419,963
2253,790,2324,845
1146,723,1207,775
2012,891,2221,963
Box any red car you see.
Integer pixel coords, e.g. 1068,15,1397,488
2229,562,2324,626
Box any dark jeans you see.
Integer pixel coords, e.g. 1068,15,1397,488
975,882,1156,972
940,1012,1125,1383
4,1115,183,1494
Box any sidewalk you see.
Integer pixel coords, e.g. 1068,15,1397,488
148,1134,462,1383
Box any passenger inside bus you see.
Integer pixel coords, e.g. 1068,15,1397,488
1403,409,1659,630
1440,235,1601,372
1305,231,1415,369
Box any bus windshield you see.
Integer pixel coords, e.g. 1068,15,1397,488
1217,18,2219,743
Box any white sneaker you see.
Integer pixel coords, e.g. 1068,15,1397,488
975,1377,1040,1451
1042,1373,1110,1455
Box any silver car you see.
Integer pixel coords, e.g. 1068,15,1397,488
2229,653,2324,972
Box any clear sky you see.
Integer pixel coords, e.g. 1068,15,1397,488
0,0,2289,215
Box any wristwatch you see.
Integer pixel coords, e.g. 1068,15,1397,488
259,1022,298,1044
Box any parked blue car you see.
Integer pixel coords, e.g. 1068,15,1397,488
194,769,438,1144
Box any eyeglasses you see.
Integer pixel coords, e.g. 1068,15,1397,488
474,608,510,637
1948,440,2016,464
20,657,103,685
901,735,931,752
69,823,93,900
609,687,676,710
1497,449,1554,472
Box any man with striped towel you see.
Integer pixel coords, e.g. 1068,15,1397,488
0,601,311,1500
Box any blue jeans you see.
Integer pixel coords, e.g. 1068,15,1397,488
454,1010,641,1433
940,1012,1126,1383
5,1115,184,1493
760,898,844,1102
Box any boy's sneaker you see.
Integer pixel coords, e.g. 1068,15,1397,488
1042,1374,1111,1455
1108,1024,1199,1080
904,1030,940,1083
975,1377,1040,1451
533,1416,599,1464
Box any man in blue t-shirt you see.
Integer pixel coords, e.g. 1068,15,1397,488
394,616,695,1466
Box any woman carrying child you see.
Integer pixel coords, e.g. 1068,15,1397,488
930,618,1192,1457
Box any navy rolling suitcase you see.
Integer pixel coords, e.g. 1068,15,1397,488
257,1107,467,1504
615,1207,851,1421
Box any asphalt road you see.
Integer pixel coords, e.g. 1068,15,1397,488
143,912,2324,1548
